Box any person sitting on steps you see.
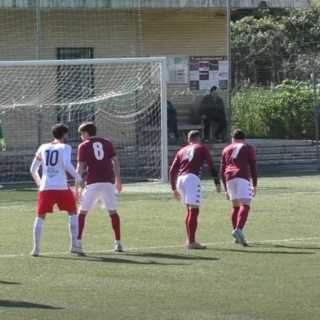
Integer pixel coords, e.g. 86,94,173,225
199,86,227,143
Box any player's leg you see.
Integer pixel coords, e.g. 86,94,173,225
186,204,206,249
232,178,252,246
237,198,251,231
231,199,242,244
56,189,84,254
101,183,122,252
77,184,98,251
108,209,122,252
31,190,53,256
184,175,206,249
32,214,46,256
184,204,190,244
77,209,88,243
226,179,241,243
67,212,85,255
177,176,189,243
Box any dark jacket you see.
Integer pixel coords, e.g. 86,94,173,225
200,94,226,118
167,101,177,118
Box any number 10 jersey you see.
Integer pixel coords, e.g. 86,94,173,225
77,137,116,185
35,141,73,191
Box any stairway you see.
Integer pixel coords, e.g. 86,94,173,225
168,139,319,173
0,139,319,184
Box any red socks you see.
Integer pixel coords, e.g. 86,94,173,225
237,205,250,230
77,213,86,240
78,212,121,241
110,213,121,241
231,207,240,229
187,208,199,243
184,210,190,240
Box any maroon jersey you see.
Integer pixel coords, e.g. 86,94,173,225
220,142,258,189
169,143,216,191
77,137,116,185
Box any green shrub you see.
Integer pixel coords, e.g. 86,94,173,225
232,80,320,139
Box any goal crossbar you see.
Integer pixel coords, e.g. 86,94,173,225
0,57,167,67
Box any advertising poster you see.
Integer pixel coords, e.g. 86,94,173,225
189,56,228,90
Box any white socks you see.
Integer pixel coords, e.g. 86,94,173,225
33,217,44,249
69,215,78,248
33,215,79,251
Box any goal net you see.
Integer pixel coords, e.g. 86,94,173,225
0,57,168,184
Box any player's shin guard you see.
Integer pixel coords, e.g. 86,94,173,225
188,208,199,243
77,213,86,240
231,207,240,229
236,205,250,230
33,217,44,249
110,213,121,241
69,215,78,248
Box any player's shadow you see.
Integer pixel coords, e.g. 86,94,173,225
41,255,187,266
124,252,219,261
257,243,319,251
216,247,315,255
258,186,290,190
0,280,20,285
0,300,63,309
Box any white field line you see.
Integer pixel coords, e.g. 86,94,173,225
0,237,319,259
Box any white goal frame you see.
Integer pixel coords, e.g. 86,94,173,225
0,57,168,182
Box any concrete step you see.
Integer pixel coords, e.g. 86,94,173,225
246,139,313,147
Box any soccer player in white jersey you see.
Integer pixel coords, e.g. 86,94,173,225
30,124,85,256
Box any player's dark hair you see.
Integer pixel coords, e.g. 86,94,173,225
210,86,217,93
52,123,69,139
231,129,246,140
78,122,97,136
188,130,201,142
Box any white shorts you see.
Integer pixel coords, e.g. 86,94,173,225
80,182,117,211
177,173,202,206
227,178,252,201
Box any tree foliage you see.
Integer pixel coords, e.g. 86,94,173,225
231,4,320,87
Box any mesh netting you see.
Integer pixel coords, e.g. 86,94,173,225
0,58,165,183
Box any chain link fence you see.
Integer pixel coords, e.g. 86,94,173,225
0,2,319,183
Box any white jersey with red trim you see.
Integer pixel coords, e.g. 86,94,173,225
35,142,72,191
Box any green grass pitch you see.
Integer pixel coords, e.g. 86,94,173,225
0,174,320,320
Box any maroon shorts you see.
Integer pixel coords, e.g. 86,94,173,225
37,189,77,215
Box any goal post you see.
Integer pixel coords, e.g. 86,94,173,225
0,57,168,184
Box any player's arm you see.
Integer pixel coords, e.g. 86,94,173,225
63,145,84,186
220,152,227,191
109,141,122,192
75,144,86,192
112,156,122,192
30,153,42,187
248,147,258,194
169,155,180,191
75,161,85,194
204,146,221,188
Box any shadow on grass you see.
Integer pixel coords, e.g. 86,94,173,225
124,252,219,261
216,247,315,254
0,300,63,309
256,243,319,250
0,280,20,285
40,255,188,266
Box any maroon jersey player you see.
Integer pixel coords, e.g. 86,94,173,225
75,122,123,253
220,129,258,246
169,130,221,249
